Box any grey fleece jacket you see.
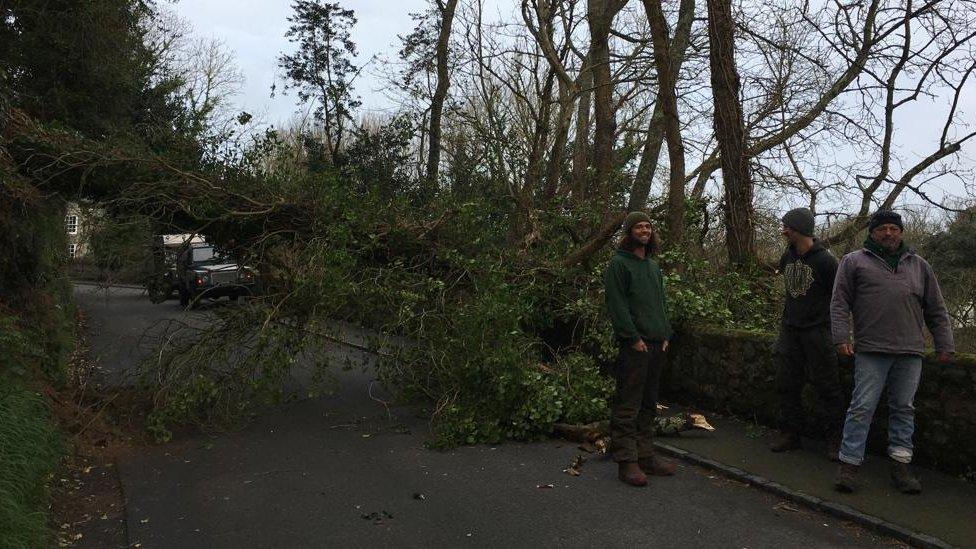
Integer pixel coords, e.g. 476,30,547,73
830,248,954,356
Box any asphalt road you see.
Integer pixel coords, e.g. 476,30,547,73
75,284,894,548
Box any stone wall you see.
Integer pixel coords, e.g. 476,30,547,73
662,325,976,478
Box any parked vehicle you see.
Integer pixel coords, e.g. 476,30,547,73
147,234,204,303
176,243,256,308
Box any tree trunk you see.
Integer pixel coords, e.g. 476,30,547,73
683,0,880,200
563,210,627,267
525,68,557,201
642,0,689,247
706,0,756,267
587,0,625,212
627,101,665,213
545,83,574,200
570,57,593,204
563,0,695,268
425,0,460,194
417,111,428,181
628,0,694,210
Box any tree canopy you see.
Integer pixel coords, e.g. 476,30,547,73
2,0,974,446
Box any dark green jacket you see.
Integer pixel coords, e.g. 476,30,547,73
604,249,673,345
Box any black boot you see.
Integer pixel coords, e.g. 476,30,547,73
891,461,922,494
834,463,859,493
770,431,802,453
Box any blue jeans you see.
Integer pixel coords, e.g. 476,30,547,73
838,352,922,466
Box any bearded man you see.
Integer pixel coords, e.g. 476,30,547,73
604,212,677,487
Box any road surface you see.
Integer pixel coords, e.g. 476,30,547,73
74,284,894,548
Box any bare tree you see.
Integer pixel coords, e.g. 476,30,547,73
640,0,694,247
180,38,245,140
522,0,592,201
147,9,245,149
425,0,461,191
706,0,756,266
385,0,976,269
587,0,629,210
823,1,976,249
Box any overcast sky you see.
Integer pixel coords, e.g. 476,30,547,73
167,0,438,126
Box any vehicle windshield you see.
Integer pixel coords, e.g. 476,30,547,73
189,245,229,265
164,248,180,264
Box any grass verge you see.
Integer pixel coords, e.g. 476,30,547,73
0,375,63,549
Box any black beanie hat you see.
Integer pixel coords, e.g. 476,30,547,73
868,210,903,232
622,211,652,234
782,207,815,237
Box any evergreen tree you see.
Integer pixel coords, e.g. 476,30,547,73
278,1,361,163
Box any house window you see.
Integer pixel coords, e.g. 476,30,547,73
68,243,77,258
66,215,79,235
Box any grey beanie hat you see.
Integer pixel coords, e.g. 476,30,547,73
782,208,815,237
868,210,903,232
622,211,652,234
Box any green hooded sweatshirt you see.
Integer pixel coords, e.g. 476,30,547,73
604,249,673,345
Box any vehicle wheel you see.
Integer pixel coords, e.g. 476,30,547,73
179,285,189,308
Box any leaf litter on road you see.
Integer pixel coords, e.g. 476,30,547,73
563,454,587,476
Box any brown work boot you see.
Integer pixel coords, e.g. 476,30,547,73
834,463,859,493
639,454,677,476
618,462,648,487
770,431,802,453
890,461,922,494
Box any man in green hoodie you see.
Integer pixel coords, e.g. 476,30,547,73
604,212,677,487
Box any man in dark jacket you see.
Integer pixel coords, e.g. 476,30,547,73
604,212,676,487
770,208,846,459
831,210,954,494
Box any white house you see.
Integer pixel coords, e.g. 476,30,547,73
65,201,102,259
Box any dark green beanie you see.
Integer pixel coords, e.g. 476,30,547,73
622,211,652,234
782,207,815,237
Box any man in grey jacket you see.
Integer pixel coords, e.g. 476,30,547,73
830,210,954,494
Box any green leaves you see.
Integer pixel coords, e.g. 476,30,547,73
660,250,778,331
278,1,360,160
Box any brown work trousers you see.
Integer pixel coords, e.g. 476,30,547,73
609,344,664,463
